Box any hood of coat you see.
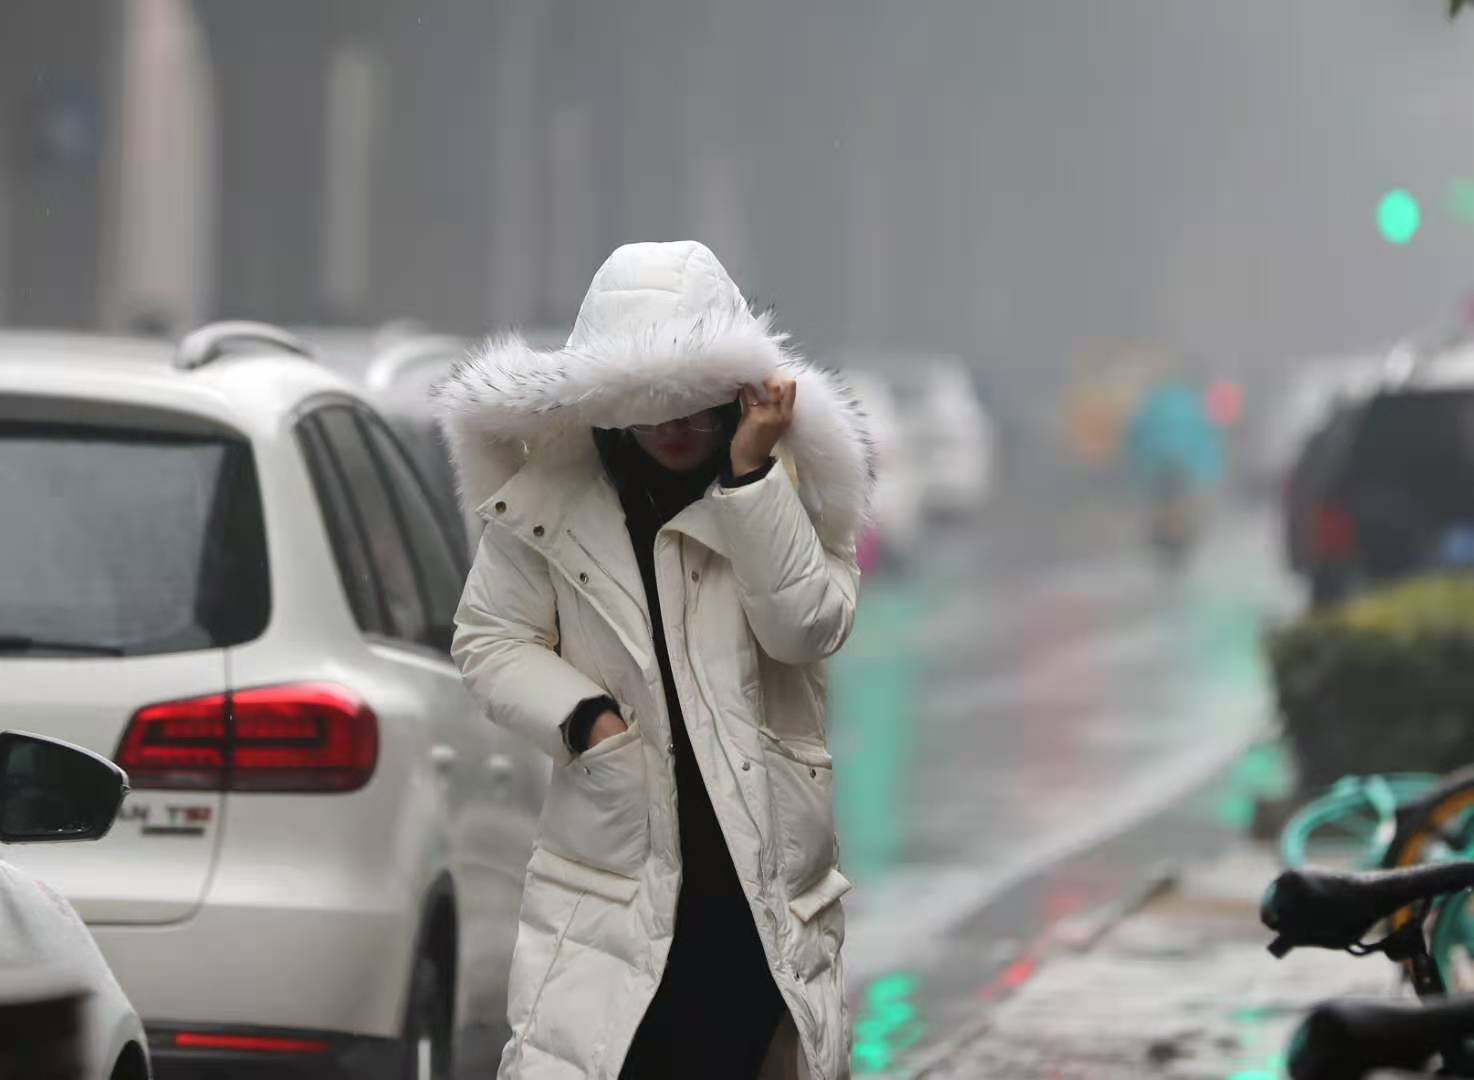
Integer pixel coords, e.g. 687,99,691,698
434,241,874,549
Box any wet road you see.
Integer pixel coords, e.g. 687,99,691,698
829,478,1298,1075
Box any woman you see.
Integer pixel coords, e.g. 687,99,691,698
436,241,871,1080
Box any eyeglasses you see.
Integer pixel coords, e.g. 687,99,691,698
629,411,723,436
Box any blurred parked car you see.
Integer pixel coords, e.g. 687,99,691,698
299,323,571,556
845,372,924,569
895,358,997,519
0,731,147,1080
295,326,471,548
1284,404,1363,601
0,325,545,1080
844,354,997,521
1286,340,1474,607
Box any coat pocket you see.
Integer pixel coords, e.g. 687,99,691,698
787,866,852,982
538,715,650,880
759,729,838,896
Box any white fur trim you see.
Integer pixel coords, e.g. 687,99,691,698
434,242,873,549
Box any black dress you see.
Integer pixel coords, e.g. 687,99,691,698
591,430,788,1080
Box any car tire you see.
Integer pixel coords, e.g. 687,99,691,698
109,1042,149,1080
400,953,453,1080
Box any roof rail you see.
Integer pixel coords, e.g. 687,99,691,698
176,321,315,371
365,334,467,395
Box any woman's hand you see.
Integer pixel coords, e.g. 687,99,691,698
586,710,628,750
731,375,796,477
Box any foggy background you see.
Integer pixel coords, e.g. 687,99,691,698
7,7,1474,1075
2,0,1471,393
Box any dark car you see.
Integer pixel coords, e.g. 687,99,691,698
1287,354,1474,607
1285,405,1364,604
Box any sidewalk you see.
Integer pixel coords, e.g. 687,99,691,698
908,844,1400,1079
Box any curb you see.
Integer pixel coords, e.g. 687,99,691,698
1044,860,1179,954
901,862,1182,1079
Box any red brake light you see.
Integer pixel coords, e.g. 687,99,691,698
116,694,227,790
231,684,378,792
117,684,378,793
174,1032,329,1054
1311,504,1357,562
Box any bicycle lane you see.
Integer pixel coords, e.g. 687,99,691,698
829,503,1301,1075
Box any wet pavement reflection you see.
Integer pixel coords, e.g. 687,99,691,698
829,484,1298,1074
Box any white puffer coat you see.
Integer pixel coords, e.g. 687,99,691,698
436,241,872,1080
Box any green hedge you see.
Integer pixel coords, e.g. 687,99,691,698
1268,577,1474,792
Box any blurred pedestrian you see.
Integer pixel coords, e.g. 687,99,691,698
436,241,871,1080
1123,373,1223,564
1123,373,1224,495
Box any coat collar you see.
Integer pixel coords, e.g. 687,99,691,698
475,442,730,681
475,437,732,561
436,242,873,551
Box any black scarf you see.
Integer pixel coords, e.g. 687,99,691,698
591,415,745,898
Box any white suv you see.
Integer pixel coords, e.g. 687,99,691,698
0,324,545,1079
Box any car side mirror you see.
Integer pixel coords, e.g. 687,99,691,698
0,732,129,844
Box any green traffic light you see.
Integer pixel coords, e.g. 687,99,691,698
1378,189,1421,245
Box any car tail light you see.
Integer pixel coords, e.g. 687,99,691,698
116,694,228,790
173,1031,329,1054
117,683,378,793
230,684,378,792
1311,504,1357,562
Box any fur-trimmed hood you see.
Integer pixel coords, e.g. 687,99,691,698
434,241,873,549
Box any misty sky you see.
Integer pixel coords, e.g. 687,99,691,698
11,0,1473,389
573,0,1474,382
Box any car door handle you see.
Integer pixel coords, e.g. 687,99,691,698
485,753,514,780
431,745,458,773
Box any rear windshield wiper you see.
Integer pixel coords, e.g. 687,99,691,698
0,635,125,657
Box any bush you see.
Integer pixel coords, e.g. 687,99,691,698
1268,576,1474,792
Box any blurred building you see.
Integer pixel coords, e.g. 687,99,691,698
2,1,1472,384
0,0,999,363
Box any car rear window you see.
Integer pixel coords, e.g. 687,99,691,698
0,422,269,657
1344,391,1474,512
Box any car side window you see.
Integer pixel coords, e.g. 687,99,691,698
314,406,428,645
296,415,386,636
359,411,465,651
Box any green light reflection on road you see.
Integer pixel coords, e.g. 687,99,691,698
1223,1004,1291,1079
833,567,944,1072
1214,742,1292,830
831,577,928,884
852,971,926,1074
